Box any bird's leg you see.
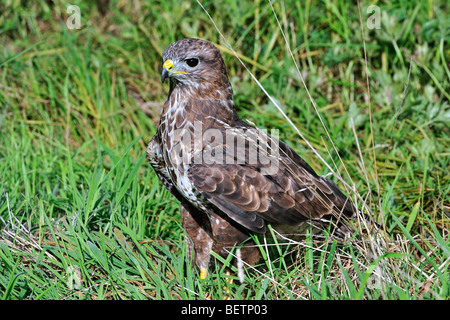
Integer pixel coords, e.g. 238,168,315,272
207,212,260,268
180,205,213,279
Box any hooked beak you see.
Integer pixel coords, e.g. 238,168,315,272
161,67,170,83
161,59,173,83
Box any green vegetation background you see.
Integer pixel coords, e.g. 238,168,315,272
0,0,448,299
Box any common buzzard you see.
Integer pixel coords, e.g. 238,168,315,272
147,38,357,279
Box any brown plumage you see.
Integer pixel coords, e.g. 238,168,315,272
147,38,357,277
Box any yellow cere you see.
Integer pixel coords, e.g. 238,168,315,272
163,59,173,71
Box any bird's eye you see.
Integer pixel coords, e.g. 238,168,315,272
185,58,199,68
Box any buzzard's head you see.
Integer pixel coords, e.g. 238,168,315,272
161,39,230,91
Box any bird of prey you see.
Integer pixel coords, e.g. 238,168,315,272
147,38,357,279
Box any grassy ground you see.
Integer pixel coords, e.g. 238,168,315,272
0,0,449,300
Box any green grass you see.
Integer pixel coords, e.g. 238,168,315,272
0,0,449,300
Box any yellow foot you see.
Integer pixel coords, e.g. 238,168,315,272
200,267,208,280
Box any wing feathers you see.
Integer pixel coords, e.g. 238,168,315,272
187,124,356,233
206,194,266,233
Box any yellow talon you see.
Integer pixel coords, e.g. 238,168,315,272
200,268,208,280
